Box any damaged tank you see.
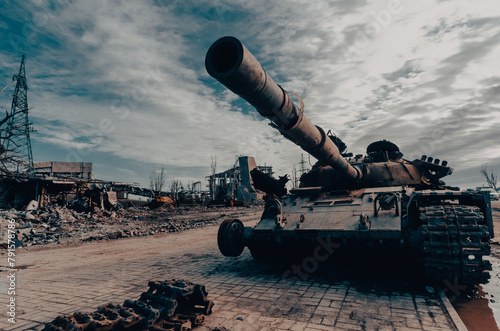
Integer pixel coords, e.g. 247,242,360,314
205,36,493,285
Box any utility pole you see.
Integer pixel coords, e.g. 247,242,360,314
294,154,308,188
299,153,306,176
3,55,34,176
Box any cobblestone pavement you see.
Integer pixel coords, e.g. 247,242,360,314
0,216,462,331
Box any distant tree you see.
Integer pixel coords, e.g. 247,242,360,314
0,111,15,173
210,155,217,200
149,168,166,195
186,180,195,192
291,165,297,189
0,110,11,127
169,179,183,200
480,164,497,191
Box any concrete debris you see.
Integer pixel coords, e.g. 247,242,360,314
43,279,214,331
0,205,253,248
25,200,39,211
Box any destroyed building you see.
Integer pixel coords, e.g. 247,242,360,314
34,162,94,180
0,171,125,210
2,160,143,211
206,156,272,203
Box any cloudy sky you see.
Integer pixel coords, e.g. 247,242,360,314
0,0,499,190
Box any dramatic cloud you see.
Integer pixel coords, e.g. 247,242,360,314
0,0,499,189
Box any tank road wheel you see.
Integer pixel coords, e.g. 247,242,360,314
218,219,245,257
419,205,492,286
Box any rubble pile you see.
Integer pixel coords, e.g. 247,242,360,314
0,205,252,248
146,196,176,211
43,279,214,331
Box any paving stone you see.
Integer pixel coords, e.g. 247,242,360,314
0,223,463,330
320,315,336,326
305,322,334,330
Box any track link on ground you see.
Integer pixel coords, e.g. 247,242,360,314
43,279,213,331
420,204,491,285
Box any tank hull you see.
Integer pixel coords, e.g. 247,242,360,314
218,187,493,285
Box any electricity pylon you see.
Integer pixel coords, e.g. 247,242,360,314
2,55,34,176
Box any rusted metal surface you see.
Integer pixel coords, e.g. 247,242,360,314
42,279,213,331
205,36,361,182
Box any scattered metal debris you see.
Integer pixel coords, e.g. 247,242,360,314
147,196,176,211
43,279,213,331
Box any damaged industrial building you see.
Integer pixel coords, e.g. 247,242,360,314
1,161,120,210
206,156,273,206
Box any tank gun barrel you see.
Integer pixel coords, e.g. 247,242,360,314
205,36,361,182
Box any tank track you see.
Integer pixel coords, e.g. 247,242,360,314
43,279,213,331
420,205,491,285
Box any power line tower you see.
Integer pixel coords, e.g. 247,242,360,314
299,153,307,176
2,55,34,176
293,153,308,188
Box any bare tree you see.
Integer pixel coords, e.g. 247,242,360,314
291,165,297,189
210,155,217,200
0,111,15,174
169,179,183,200
480,164,497,190
149,168,166,195
0,111,12,154
186,180,195,192
0,110,12,127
